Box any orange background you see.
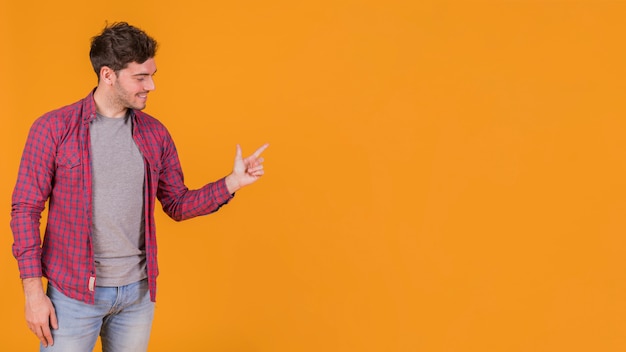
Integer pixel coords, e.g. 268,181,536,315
1,1,626,351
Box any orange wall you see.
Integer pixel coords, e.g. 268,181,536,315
1,1,626,351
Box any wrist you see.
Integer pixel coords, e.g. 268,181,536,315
22,277,45,298
225,174,241,194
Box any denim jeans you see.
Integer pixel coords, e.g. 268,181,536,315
42,279,154,352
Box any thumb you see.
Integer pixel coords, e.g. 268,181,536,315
235,144,242,161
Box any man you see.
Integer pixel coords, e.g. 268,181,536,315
10,22,268,351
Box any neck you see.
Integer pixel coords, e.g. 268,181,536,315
93,86,128,118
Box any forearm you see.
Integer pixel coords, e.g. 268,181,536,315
160,177,233,221
23,277,46,298
11,206,44,278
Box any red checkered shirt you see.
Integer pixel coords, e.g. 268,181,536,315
11,90,233,304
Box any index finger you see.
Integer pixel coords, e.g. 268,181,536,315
41,324,54,347
252,143,270,158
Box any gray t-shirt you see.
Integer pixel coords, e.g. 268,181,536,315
90,112,146,286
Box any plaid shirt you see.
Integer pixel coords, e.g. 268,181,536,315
11,90,233,304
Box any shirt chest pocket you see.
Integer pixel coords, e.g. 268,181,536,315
55,152,82,189
57,152,81,168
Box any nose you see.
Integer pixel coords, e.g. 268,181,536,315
145,77,156,91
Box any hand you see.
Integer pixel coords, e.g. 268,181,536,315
225,143,269,194
23,278,58,347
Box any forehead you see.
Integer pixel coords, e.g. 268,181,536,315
122,58,157,74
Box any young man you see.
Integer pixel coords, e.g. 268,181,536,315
10,22,268,351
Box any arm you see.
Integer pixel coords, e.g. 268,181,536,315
11,117,55,277
157,140,268,221
10,116,58,347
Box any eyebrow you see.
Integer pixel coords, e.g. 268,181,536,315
132,70,157,77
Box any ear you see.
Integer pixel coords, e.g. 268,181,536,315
99,66,115,85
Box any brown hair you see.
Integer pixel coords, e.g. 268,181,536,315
89,22,158,79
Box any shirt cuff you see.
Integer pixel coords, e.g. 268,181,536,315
216,177,235,202
17,257,43,279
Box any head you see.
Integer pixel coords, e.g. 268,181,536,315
90,22,158,113
90,22,158,80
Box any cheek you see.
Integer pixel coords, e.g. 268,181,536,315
116,81,138,96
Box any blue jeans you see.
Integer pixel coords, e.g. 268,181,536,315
42,279,154,352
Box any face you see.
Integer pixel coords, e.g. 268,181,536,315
111,58,157,111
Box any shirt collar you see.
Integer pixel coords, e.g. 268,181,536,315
82,88,98,124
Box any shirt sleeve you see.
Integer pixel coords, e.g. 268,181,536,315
156,130,233,221
10,116,57,279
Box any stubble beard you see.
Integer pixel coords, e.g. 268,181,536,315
114,82,146,111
